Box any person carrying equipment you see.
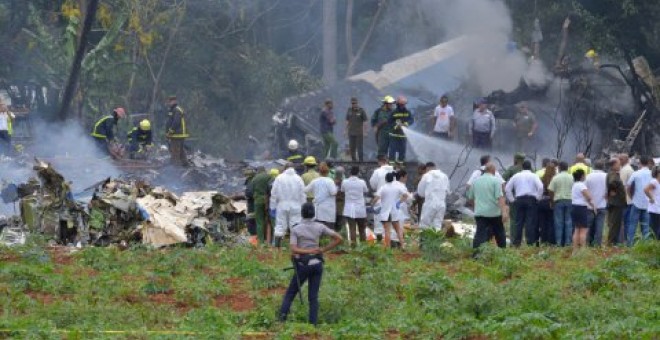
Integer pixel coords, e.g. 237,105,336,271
90,107,126,159
126,119,153,159
388,96,414,164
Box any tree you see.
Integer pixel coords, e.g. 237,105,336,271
322,0,337,85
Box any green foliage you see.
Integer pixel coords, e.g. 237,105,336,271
0,240,658,338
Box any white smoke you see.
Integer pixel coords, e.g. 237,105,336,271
420,0,549,94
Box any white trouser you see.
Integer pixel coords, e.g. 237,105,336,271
274,205,302,237
419,204,446,231
373,219,384,235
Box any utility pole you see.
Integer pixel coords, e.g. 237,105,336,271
322,0,337,86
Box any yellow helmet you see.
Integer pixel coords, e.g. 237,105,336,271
585,49,597,59
303,156,317,166
382,95,395,104
269,168,280,178
139,119,151,131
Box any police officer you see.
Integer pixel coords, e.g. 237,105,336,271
278,202,343,325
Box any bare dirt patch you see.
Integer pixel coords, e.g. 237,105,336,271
25,291,71,304
147,290,192,312
214,292,255,312
259,287,286,297
395,252,421,262
46,247,74,265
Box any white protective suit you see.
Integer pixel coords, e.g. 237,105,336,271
417,169,450,230
369,164,394,235
270,168,306,237
305,177,337,223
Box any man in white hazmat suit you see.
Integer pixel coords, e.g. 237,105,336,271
417,162,450,230
369,155,394,239
270,163,306,247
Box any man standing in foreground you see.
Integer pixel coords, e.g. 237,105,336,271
165,96,189,166
505,160,544,246
548,161,574,246
626,156,654,246
619,153,635,243
345,97,368,161
467,163,509,249
432,95,455,140
585,160,608,246
320,99,338,159
606,158,626,245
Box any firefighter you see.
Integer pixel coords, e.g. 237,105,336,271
286,140,304,164
90,107,126,158
371,95,395,157
388,96,414,164
165,95,189,166
127,119,153,159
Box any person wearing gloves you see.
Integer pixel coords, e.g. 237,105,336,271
372,172,409,248
342,166,369,245
369,155,395,240
417,162,450,230
305,163,338,229
270,163,306,247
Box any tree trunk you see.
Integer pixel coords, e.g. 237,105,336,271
57,0,99,121
322,0,337,85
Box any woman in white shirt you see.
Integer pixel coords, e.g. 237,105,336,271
341,166,369,245
372,172,409,248
644,167,660,239
305,163,337,229
571,169,596,250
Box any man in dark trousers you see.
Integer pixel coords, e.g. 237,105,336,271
278,203,343,325
371,96,395,157
467,162,509,250
320,99,337,159
388,96,414,164
165,96,189,166
345,97,368,161
606,157,627,245
505,160,544,246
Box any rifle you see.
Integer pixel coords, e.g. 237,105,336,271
283,257,304,305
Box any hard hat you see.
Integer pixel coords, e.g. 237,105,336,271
383,95,395,104
585,49,597,59
303,156,317,166
114,107,126,118
269,168,280,178
139,119,151,131
288,140,299,151
396,95,408,105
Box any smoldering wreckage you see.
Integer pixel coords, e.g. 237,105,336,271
0,154,259,248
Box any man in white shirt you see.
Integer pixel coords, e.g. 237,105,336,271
625,155,654,246
505,160,544,246
0,101,15,156
432,95,455,140
417,162,450,230
618,153,635,243
466,154,505,188
585,160,608,246
369,155,394,239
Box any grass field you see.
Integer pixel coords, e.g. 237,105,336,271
0,233,658,339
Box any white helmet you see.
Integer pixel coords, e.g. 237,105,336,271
288,139,299,151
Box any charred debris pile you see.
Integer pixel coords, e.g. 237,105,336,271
0,159,252,248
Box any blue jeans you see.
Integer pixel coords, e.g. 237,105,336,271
626,205,650,246
553,200,573,246
279,262,323,325
587,208,607,246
